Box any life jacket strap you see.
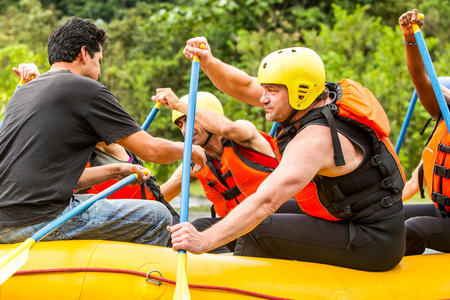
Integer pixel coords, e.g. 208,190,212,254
434,165,450,179
327,171,403,220
222,170,233,181
418,163,426,198
207,179,218,187
352,195,401,220
438,143,450,153
221,186,242,201
432,192,450,207
144,175,180,219
210,204,216,218
321,105,346,166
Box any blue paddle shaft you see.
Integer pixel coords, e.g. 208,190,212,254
395,90,418,154
269,122,279,138
142,106,161,131
414,31,450,130
179,59,200,227
31,173,138,242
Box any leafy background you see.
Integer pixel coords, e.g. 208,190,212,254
1,0,449,184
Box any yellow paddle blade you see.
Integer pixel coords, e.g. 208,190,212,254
0,238,35,286
173,252,190,300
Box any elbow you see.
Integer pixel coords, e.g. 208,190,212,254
259,198,279,218
219,125,235,138
220,123,244,141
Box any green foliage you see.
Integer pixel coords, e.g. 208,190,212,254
1,0,449,183
0,0,60,50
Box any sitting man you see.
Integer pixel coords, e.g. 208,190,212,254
167,38,406,271
0,17,205,247
154,90,297,252
12,64,179,224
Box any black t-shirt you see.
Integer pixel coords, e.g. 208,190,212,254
0,70,142,227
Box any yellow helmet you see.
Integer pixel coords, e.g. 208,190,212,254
257,47,325,110
172,92,224,128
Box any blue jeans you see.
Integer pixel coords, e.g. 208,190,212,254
0,194,172,246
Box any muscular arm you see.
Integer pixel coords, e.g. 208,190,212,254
169,125,362,253
116,130,205,170
184,37,264,107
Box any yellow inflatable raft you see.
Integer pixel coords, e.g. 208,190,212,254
0,240,448,299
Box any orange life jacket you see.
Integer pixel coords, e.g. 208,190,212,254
196,132,278,217
274,79,405,221
422,117,450,213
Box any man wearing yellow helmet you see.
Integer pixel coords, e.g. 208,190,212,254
165,37,406,272
152,88,298,253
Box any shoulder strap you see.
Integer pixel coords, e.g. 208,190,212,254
418,163,425,199
144,175,180,219
321,105,345,166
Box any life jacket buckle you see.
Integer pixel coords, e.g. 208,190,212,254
380,196,393,208
370,154,382,166
328,103,339,113
433,165,450,179
222,186,241,200
438,143,450,154
207,179,217,187
432,192,450,206
381,177,393,189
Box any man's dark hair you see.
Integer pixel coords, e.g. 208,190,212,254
47,17,108,65
311,88,329,105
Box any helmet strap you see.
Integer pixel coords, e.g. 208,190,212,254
201,131,214,147
281,108,299,127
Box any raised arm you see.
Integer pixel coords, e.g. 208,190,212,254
152,88,272,155
399,9,450,120
184,36,264,107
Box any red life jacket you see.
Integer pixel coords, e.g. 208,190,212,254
274,79,405,221
78,148,179,220
80,148,156,200
196,131,278,217
82,174,156,200
422,117,450,213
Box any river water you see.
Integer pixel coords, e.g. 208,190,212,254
169,196,211,222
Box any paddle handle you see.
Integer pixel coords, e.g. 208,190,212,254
31,173,140,242
15,75,35,91
413,14,450,131
142,102,163,131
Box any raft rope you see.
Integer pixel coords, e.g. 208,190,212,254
15,267,293,300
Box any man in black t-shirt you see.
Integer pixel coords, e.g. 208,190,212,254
0,17,206,246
